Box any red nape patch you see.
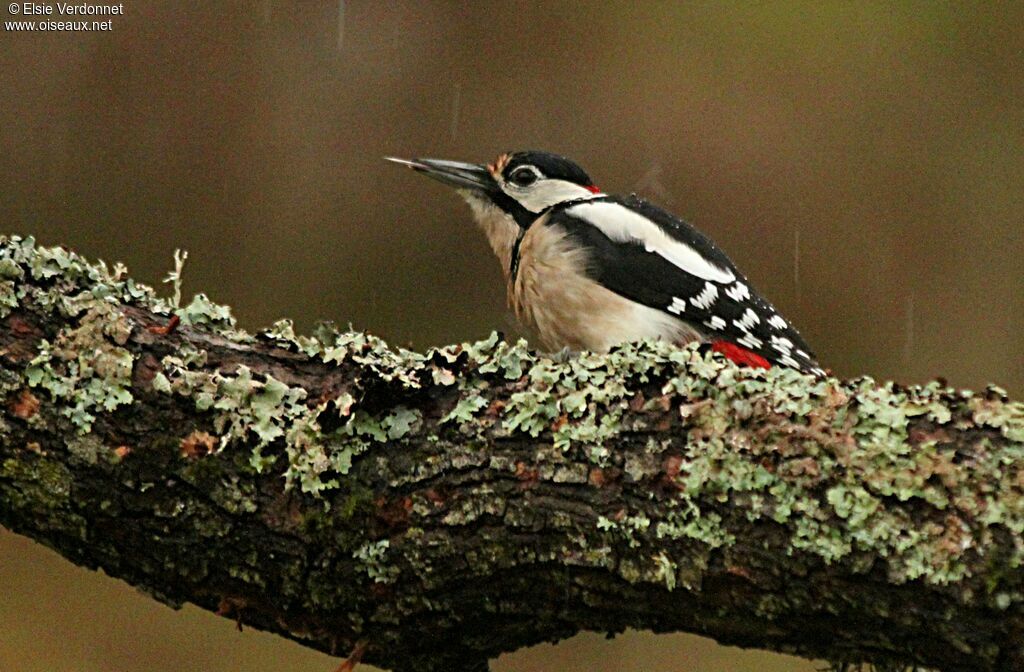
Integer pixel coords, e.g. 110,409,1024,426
711,341,771,369
584,184,601,193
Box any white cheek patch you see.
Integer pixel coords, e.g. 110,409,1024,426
567,201,736,284
510,179,602,213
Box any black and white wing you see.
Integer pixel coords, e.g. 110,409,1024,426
550,195,823,375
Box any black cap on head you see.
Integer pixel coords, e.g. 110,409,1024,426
503,151,593,187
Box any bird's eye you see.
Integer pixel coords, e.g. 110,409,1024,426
509,168,538,187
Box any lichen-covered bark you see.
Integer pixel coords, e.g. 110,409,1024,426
1,236,1023,672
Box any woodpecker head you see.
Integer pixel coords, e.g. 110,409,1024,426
386,151,603,228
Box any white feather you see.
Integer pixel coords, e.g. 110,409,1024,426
567,201,736,283
738,333,763,349
770,335,794,352
735,308,759,331
725,282,750,302
691,282,719,310
704,315,726,331
511,180,603,213
779,354,800,369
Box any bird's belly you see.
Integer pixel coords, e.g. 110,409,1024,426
509,259,699,352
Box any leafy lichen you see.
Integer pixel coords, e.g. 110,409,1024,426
24,303,135,434
4,234,1024,601
353,539,399,584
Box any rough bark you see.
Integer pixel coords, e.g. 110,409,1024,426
1,235,1023,672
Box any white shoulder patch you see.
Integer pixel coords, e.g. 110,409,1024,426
567,201,736,283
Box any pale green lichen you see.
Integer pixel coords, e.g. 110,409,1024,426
969,393,1024,442
152,346,428,495
0,280,18,318
181,292,235,328
24,303,135,434
0,235,247,437
504,342,1024,590
353,539,399,584
441,394,488,426
504,389,560,437
476,335,532,380
0,235,159,316
4,234,1024,598
162,249,187,309
155,357,327,488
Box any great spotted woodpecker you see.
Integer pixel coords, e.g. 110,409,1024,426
386,151,823,376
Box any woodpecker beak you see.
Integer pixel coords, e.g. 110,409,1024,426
385,156,497,193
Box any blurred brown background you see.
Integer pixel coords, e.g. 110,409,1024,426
1,2,1022,671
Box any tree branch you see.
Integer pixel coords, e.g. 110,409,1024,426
1,235,1022,672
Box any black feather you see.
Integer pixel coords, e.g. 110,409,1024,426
504,151,593,186
550,195,821,373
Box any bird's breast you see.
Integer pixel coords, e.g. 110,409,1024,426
509,221,699,352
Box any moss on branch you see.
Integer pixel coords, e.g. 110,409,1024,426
1,235,1022,672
